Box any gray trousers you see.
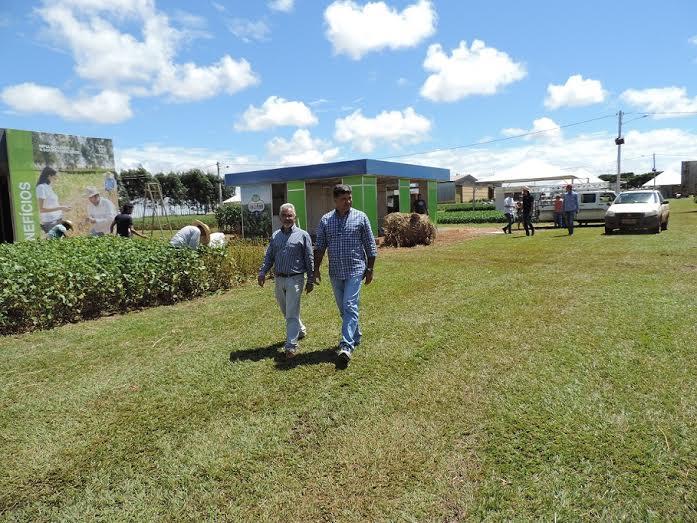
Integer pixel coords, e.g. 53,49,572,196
274,274,306,349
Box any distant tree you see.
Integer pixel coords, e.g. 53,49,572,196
180,169,214,213
155,172,187,206
118,167,153,205
599,171,658,189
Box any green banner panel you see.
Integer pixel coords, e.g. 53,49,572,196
363,177,378,235
399,178,411,213
6,130,39,241
343,175,364,210
427,180,438,224
286,181,307,230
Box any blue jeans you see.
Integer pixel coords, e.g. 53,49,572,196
330,275,363,350
554,212,564,228
564,211,576,234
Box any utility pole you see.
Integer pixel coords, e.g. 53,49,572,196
615,110,624,193
216,161,223,204
652,153,657,188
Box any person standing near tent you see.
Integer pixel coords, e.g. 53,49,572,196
502,192,515,234
522,187,535,236
36,166,71,235
258,203,314,359
85,186,116,236
314,184,377,365
563,184,580,235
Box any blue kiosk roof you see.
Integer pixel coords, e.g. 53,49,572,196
224,159,450,186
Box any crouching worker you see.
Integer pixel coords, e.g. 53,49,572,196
170,220,210,249
47,219,73,239
258,203,314,359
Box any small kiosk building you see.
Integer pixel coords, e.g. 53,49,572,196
224,159,449,236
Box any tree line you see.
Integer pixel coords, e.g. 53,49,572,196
117,167,235,214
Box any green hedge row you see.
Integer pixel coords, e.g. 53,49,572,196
133,213,218,231
437,210,506,224
0,236,239,335
215,203,242,234
438,202,495,212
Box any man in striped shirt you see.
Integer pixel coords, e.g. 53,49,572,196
314,184,377,365
258,203,314,358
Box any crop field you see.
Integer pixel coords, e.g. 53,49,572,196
0,199,695,520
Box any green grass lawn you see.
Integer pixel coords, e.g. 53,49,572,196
1,200,696,520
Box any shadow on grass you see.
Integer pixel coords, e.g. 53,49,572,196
230,344,347,370
275,347,346,371
229,341,285,362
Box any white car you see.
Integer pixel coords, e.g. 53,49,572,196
604,190,669,234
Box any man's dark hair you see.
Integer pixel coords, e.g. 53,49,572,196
333,184,352,198
62,220,73,230
121,203,134,213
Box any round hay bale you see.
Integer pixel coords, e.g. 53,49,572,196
383,212,436,247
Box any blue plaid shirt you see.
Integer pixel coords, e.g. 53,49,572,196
315,208,377,279
259,225,314,280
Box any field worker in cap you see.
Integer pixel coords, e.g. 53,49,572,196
170,220,210,249
47,220,73,239
314,184,377,366
563,184,580,235
258,203,314,359
85,186,117,236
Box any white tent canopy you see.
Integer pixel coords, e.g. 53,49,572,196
479,159,605,184
642,170,681,187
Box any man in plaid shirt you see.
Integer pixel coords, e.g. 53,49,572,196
314,184,377,365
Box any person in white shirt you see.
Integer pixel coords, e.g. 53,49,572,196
170,220,211,249
85,186,117,236
502,193,516,234
36,166,71,234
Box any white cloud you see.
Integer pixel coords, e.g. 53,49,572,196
0,0,260,123
621,87,697,117
420,40,526,102
235,96,318,131
545,74,607,109
324,0,436,60
266,129,340,165
690,35,697,45
393,126,697,183
269,0,294,12
334,107,431,152
0,83,132,124
501,117,562,142
226,18,270,42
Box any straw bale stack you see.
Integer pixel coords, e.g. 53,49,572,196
383,212,436,247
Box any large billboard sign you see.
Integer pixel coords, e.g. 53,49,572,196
3,129,117,241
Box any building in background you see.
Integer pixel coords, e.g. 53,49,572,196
681,161,697,196
642,170,682,198
224,159,449,237
0,128,115,243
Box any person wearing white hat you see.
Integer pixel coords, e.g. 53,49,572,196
85,186,117,236
170,220,211,249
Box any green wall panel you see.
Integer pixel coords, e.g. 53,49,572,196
342,175,378,235
399,178,411,213
427,180,438,223
286,180,307,230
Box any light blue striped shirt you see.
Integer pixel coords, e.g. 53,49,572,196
259,225,314,281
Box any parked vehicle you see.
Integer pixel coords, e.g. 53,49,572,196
538,190,616,224
604,190,669,234
495,184,615,225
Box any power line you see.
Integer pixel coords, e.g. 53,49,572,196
376,114,616,160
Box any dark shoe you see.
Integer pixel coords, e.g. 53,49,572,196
502,227,507,234
337,345,352,364
285,346,298,359
298,330,306,340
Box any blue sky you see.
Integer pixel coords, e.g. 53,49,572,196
2,0,697,181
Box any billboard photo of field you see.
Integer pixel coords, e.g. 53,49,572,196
5,129,117,240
